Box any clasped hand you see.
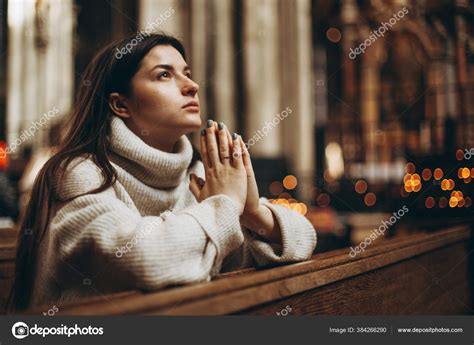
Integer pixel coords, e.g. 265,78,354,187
189,120,282,243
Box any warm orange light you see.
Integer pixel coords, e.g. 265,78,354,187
413,183,422,192
364,193,376,207
0,142,8,170
464,177,472,183
442,179,455,190
355,180,368,194
461,168,470,179
456,149,464,161
422,169,432,181
326,28,341,43
299,203,308,216
449,197,458,208
425,197,435,209
283,175,297,190
405,162,416,174
433,168,443,180
400,186,409,197
403,174,412,183
291,203,302,214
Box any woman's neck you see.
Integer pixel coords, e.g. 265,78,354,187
123,118,179,153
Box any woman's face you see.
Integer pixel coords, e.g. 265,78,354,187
113,44,201,151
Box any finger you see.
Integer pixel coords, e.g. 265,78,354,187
205,120,221,168
217,122,231,164
225,126,234,151
231,133,244,169
200,130,211,169
239,136,252,171
189,174,201,200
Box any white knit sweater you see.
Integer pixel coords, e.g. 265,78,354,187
29,116,317,308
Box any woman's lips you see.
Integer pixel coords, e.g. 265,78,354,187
183,101,200,112
183,105,200,112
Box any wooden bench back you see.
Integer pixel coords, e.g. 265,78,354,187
23,225,472,315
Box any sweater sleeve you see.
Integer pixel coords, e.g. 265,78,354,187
49,158,244,292
191,161,316,270
242,198,317,266
221,197,317,272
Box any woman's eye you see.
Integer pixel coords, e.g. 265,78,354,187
158,71,170,79
185,73,192,79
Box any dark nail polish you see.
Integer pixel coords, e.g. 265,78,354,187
218,122,224,130
201,129,206,136
207,120,213,128
232,133,238,140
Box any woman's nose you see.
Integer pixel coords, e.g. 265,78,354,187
182,79,199,96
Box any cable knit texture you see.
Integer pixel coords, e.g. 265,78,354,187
29,116,317,308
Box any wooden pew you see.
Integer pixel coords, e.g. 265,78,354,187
28,224,472,315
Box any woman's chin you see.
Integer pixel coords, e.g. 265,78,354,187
179,115,202,133
184,113,202,126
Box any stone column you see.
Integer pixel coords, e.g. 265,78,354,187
211,0,237,132
242,0,281,158
279,0,315,203
6,0,73,156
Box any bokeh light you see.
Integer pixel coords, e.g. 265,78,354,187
425,197,435,209
355,180,368,194
422,168,432,181
439,197,448,208
317,193,330,207
269,181,283,196
282,175,297,190
364,192,376,206
405,162,416,174
326,28,341,43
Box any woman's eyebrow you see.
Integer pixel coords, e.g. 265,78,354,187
149,64,190,73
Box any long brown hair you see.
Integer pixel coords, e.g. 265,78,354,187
8,32,200,311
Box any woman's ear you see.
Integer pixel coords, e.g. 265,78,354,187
109,92,131,119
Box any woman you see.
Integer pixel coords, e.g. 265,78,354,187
9,33,316,311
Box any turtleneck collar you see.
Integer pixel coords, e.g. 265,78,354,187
108,116,193,189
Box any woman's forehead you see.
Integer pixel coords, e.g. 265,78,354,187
141,45,187,70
